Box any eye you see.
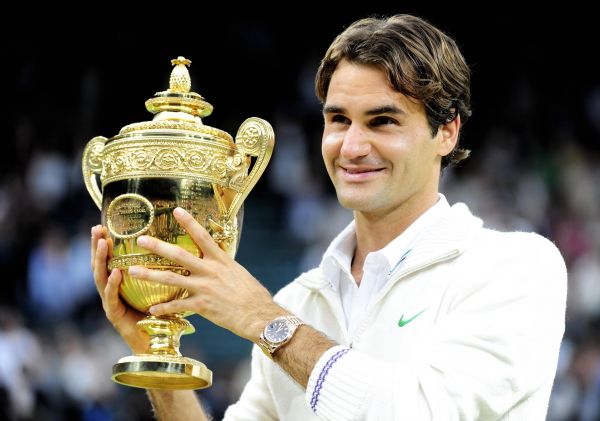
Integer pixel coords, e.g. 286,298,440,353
330,114,350,124
369,116,397,127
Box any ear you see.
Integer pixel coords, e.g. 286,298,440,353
436,114,461,158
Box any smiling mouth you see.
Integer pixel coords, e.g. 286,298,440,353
337,166,385,182
341,167,384,174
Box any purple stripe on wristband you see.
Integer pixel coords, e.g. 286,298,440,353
310,348,351,412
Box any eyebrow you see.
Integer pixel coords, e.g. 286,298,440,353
322,104,406,116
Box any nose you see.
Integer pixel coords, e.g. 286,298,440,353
340,123,371,159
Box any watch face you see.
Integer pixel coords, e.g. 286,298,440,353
264,319,291,343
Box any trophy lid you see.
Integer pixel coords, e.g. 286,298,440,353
145,56,213,117
117,56,233,144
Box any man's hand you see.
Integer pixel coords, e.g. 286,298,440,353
126,207,287,342
91,225,148,354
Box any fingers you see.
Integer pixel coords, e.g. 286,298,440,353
136,233,199,269
91,225,102,269
172,207,221,256
149,298,196,317
128,266,195,291
94,238,110,295
104,268,123,314
106,235,114,259
91,225,111,269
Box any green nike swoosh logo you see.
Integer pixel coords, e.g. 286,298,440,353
398,308,428,327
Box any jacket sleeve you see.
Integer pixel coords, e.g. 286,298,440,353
305,233,568,420
223,346,278,421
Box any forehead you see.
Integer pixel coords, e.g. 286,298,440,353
325,60,423,115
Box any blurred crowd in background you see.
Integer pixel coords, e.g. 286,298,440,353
2,10,599,421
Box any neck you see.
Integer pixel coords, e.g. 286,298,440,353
351,190,439,282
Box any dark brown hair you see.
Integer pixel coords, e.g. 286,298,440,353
315,14,472,168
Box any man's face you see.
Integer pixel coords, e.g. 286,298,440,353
322,60,450,218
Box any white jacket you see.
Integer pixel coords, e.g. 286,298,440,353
224,203,567,420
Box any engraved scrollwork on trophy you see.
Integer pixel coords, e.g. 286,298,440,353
101,141,235,187
87,138,106,170
129,149,154,169
187,151,209,172
108,254,190,276
82,136,108,210
207,217,238,252
237,121,263,156
227,151,249,191
223,118,275,222
106,150,129,177
212,155,228,180
154,148,184,170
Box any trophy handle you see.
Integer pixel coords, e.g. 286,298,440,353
225,117,274,221
82,136,107,210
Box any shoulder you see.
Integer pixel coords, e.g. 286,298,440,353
444,202,563,266
443,229,568,317
475,229,565,264
459,228,567,290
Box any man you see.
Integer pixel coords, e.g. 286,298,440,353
91,14,567,420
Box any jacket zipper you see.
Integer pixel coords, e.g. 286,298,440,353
350,249,460,347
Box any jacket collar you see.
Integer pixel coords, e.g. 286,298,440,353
297,202,482,291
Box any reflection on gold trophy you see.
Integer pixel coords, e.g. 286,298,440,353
81,57,274,390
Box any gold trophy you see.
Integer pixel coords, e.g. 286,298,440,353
81,57,274,390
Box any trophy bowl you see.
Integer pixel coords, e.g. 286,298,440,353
82,57,274,390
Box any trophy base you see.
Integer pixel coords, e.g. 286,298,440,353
112,354,212,390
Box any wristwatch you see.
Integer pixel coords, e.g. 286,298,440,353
257,315,304,359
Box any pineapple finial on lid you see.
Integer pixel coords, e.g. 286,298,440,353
169,56,192,93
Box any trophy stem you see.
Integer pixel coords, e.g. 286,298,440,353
111,315,212,390
138,315,193,356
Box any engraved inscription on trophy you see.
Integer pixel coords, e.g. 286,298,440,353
107,194,155,239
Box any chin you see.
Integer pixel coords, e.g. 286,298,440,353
336,195,376,212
